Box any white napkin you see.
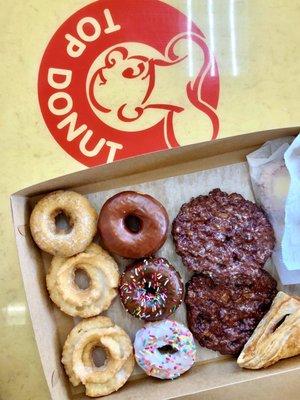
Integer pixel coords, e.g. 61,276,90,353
282,134,300,270
247,135,300,285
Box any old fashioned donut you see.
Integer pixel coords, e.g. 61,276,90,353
30,190,97,257
134,320,196,379
119,258,184,321
62,316,134,397
98,191,169,259
46,244,119,318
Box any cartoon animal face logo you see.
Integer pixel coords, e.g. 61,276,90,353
87,33,219,147
38,0,220,166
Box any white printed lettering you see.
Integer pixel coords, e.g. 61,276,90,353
48,92,73,116
79,131,106,157
106,141,123,163
65,33,86,58
77,17,101,42
57,112,88,141
65,10,121,58
48,68,72,89
103,9,121,34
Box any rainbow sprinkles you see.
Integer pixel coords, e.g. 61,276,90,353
134,319,196,380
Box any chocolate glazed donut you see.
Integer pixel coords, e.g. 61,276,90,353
98,191,169,259
119,258,184,321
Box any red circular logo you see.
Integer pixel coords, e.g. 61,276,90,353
38,0,220,166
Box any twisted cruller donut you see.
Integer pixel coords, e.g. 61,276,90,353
30,190,97,257
62,316,134,397
46,244,119,317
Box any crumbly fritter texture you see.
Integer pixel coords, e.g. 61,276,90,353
172,189,275,273
185,269,277,355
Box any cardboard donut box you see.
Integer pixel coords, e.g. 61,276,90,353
11,126,300,400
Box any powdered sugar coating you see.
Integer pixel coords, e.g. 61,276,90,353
134,320,196,379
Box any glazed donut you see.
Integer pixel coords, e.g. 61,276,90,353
134,320,196,379
119,258,184,321
30,190,97,257
62,316,134,397
258,160,290,212
46,243,119,318
98,191,169,259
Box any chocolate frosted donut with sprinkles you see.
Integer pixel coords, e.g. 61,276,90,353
119,258,184,321
134,320,196,379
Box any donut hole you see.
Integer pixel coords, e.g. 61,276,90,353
124,214,142,234
91,346,106,367
158,345,178,355
144,282,157,295
54,210,73,234
74,268,91,290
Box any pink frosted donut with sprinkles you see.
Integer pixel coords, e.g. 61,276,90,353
119,258,184,322
134,320,196,379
